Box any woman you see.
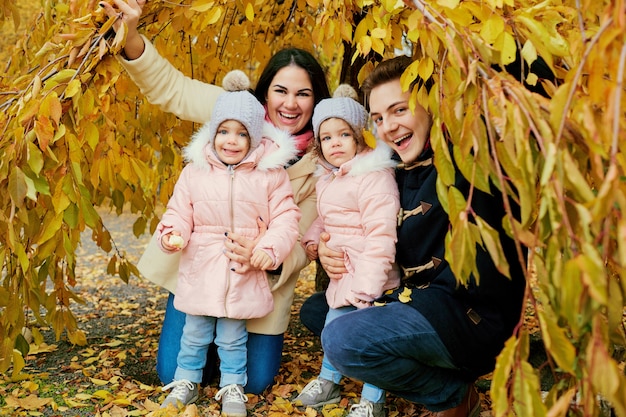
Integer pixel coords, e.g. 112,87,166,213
100,0,330,394
315,56,527,417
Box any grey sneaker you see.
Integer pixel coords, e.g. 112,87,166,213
293,377,341,407
347,398,386,417
215,384,248,417
160,379,199,409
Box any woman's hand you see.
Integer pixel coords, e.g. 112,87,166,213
318,232,347,279
99,0,146,59
224,217,268,273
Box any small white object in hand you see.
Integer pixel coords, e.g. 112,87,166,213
169,235,184,248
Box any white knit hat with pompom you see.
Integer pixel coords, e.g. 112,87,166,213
207,70,265,150
312,84,368,140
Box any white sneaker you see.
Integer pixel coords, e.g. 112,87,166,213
215,384,248,417
293,377,341,407
347,398,386,417
160,379,199,408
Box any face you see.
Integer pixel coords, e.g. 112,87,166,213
369,79,432,164
319,118,359,168
213,120,251,165
265,65,315,134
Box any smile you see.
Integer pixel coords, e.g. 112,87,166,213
279,112,299,120
394,133,412,146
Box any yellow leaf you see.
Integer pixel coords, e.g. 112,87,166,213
480,16,504,44
363,130,377,149
587,318,626,416
92,389,114,400
537,309,576,374
417,57,434,82
65,79,82,98
245,3,254,22
400,60,420,92
437,0,460,8
357,36,372,56
190,0,215,12
11,349,26,379
370,27,386,39
494,31,516,65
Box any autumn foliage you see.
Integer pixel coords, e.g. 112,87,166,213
0,0,625,416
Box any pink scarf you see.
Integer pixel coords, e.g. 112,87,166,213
264,109,314,157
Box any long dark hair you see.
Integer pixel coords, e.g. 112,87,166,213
254,48,330,131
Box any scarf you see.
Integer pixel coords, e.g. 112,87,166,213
264,108,314,157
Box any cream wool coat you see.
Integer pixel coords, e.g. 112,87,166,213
302,142,400,308
120,36,319,334
158,123,301,319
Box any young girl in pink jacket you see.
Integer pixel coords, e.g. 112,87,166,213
156,70,301,416
294,85,399,417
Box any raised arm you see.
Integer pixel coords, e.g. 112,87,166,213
100,0,223,124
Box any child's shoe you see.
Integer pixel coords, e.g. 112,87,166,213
346,398,386,417
160,379,199,408
293,377,341,407
215,384,248,417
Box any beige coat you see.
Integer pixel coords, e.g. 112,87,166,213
119,37,318,334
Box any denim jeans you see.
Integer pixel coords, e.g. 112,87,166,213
175,314,247,387
321,302,468,411
319,306,385,403
157,292,284,393
299,291,329,337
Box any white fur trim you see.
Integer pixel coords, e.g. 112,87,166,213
257,123,298,171
348,140,397,176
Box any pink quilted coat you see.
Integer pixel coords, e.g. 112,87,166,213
302,142,400,308
157,122,301,319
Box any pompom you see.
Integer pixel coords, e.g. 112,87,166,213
333,84,359,100
222,70,251,92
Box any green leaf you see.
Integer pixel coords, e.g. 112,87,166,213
537,308,576,374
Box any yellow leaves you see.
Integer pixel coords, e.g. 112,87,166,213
4,393,53,410
397,287,412,303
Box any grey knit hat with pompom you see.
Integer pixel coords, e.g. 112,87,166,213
312,84,368,140
207,70,265,150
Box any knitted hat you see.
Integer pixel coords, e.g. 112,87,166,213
206,70,265,150
312,84,368,141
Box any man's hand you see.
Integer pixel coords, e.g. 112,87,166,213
317,232,347,279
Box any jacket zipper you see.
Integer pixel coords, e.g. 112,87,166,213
225,164,235,317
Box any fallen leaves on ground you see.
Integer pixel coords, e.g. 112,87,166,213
1,207,470,417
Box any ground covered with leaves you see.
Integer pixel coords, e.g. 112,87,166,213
0,208,496,417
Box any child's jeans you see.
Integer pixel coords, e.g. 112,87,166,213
319,306,386,403
174,313,247,387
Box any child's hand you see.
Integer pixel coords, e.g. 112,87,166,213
349,295,372,309
250,250,273,270
305,243,318,261
162,232,184,251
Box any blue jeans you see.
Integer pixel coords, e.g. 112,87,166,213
157,292,284,393
176,314,247,387
299,291,329,337
321,302,469,412
320,307,385,403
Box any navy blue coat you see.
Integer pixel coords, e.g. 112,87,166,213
380,145,527,380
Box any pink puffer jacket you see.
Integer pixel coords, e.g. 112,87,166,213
302,142,400,308
158,122,301,319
